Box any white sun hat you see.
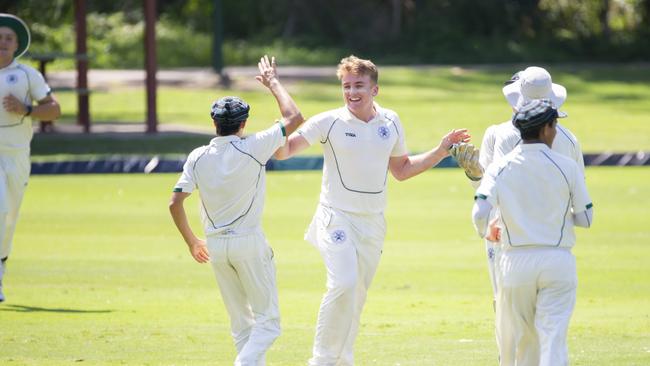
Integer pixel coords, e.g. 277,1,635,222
502,66,567,110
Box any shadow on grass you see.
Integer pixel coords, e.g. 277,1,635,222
32,131,212,156
0,304,114,314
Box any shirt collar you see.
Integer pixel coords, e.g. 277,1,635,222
210,135,241,146
518,142,551,152
340,102,383,124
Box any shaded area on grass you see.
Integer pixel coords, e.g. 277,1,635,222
1,304,114,314
32,131,212,156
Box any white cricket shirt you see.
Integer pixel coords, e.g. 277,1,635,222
174,123,286,236
476,143,592,249
0,61,51,153
298,105,408,214
490,120,585,173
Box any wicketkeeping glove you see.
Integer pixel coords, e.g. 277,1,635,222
449,142,483,181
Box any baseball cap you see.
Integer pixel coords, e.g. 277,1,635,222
502,66,567,110
512,99,566,133
210,96,250,125
0,13,30,59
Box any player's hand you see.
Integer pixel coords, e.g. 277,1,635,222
255,55,278,88
189,239,210,263
440,128,470,152
3,94,28,115
485,217,501,242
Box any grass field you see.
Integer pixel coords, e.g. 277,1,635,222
48,64,650,155
1,167,649,365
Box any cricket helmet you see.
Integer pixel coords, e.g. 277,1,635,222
210,96,250,126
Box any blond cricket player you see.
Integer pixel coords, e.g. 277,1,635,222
274,55,470,366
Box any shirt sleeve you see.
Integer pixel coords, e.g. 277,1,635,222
493,125,520,162
25,65,52,102
571,163,592,214
173,151,198,193
573,137,586,176
247,122,287,163
297,111,331,146
479,125,497,170
475,162,500,208
389,113,408,157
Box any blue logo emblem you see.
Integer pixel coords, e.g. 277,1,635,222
487,247,495,260
331,229,347,244
378,126,390,140
6,74,18,84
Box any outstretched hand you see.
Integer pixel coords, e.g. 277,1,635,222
255,55,278,88
440,128,471,151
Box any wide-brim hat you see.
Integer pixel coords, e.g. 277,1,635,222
502,66,566,110
0,13,30,59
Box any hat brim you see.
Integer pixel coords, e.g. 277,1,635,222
0,14,30,59
502,80,567,111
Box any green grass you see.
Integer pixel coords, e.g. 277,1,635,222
45,64,650,156
1,167,649,365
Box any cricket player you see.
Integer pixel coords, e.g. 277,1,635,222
453,66,584,298
273,55,470,366
0,13,61,302
472,99,594,366
168,56,303,366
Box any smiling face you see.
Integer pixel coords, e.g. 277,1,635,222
340,72,378,121
0,27,18,66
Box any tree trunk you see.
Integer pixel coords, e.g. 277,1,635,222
599,0,611,41
390,0,402,38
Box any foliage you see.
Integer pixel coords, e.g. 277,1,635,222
3,0,650,66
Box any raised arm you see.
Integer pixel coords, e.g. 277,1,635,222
256,55,304,135
389,128,470,181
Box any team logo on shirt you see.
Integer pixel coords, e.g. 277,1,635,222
377,126,390,140
487,247,495,260
6,74,18,84
331,229,347,244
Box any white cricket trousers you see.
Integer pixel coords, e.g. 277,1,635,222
0,152,30,260
305,205,385,366
496,247,577,366
207,231,281,366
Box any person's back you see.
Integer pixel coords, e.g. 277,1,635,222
181,126,284,236
486,144,584,248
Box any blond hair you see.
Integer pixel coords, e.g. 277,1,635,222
336,55,378,84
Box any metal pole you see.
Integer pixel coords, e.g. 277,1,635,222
212,0,223,74
144,0,158,133
74,0,90,133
